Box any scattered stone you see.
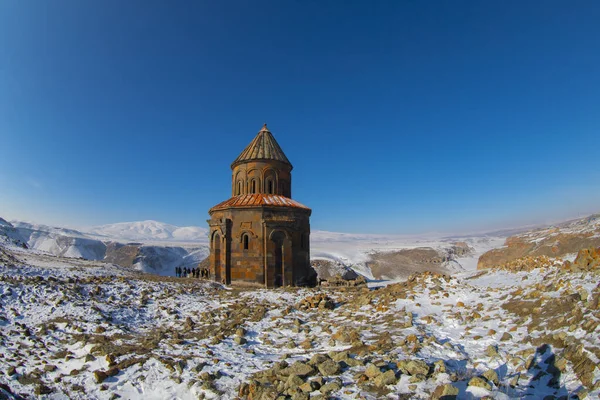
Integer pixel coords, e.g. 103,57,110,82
234,336,247,345
482,369,499,386
365,363,381,379
485,345,499,358
431,383,459,399
280,362,315,378
468,376,492,390
318,359,341,376
320,379,342,394
94,370,108,384
286,374,304,389
309,354,329,366
374,370,397,387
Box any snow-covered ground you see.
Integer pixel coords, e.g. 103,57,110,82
0,243,597,399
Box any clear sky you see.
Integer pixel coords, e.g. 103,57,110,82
1,1,599,234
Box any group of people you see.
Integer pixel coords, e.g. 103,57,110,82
175,266,210,279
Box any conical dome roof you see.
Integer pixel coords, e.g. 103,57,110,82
231,124,292,168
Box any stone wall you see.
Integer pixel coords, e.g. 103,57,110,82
208,206,311,287
231,160,292,197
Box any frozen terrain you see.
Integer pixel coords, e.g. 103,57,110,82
0,240,598,399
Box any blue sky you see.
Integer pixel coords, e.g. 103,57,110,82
1,1,599,234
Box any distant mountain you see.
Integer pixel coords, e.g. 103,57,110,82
0,218,210,276
11,221,90,238
0,217,12,227
4,213,598,280
86,220,209,243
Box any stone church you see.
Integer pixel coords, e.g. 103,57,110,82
207,124,313,287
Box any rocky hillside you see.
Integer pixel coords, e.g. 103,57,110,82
1,244,598,399
356,242,475,282
478,214,600,269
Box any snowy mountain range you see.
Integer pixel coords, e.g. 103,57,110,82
0,217,501,279
2,214,598,280
86,220,209,243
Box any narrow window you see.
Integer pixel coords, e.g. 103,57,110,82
268,180,273,194
243,234,249,250
251,180,256,194
237,181,242,195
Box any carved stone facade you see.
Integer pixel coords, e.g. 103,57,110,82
207,124,313,287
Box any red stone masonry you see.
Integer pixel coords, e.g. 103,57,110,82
207,124,313,288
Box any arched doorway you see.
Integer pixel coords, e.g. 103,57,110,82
213,232,221,283
270,231,286,287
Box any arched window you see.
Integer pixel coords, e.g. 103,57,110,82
267,179,273,194
251,179,256,194
236,181,242,195
243,233,249,250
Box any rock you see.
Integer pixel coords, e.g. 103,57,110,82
345,357,364,367
94,370,108,384
34,384,53,395
365,363,381,378
44,365,57,372
106,354,116,367
85,354,96,362
7,366,17,376
309,354,329,366
500,332,512,341
331,351,349,362
374,370,397,387
235,327,246,337
433,360,446,374
299,380,320,393
291,392,309,400
332,326,360,344
320,380,342,394
297,294,335,310
482,369,499,386
281,362,315,378
234,336,247,345
405,360,429,376
318,360,341,376
286,374,304,389
238,382,249,396
431,383,460,399
485,345,499,358
468,376,492,390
